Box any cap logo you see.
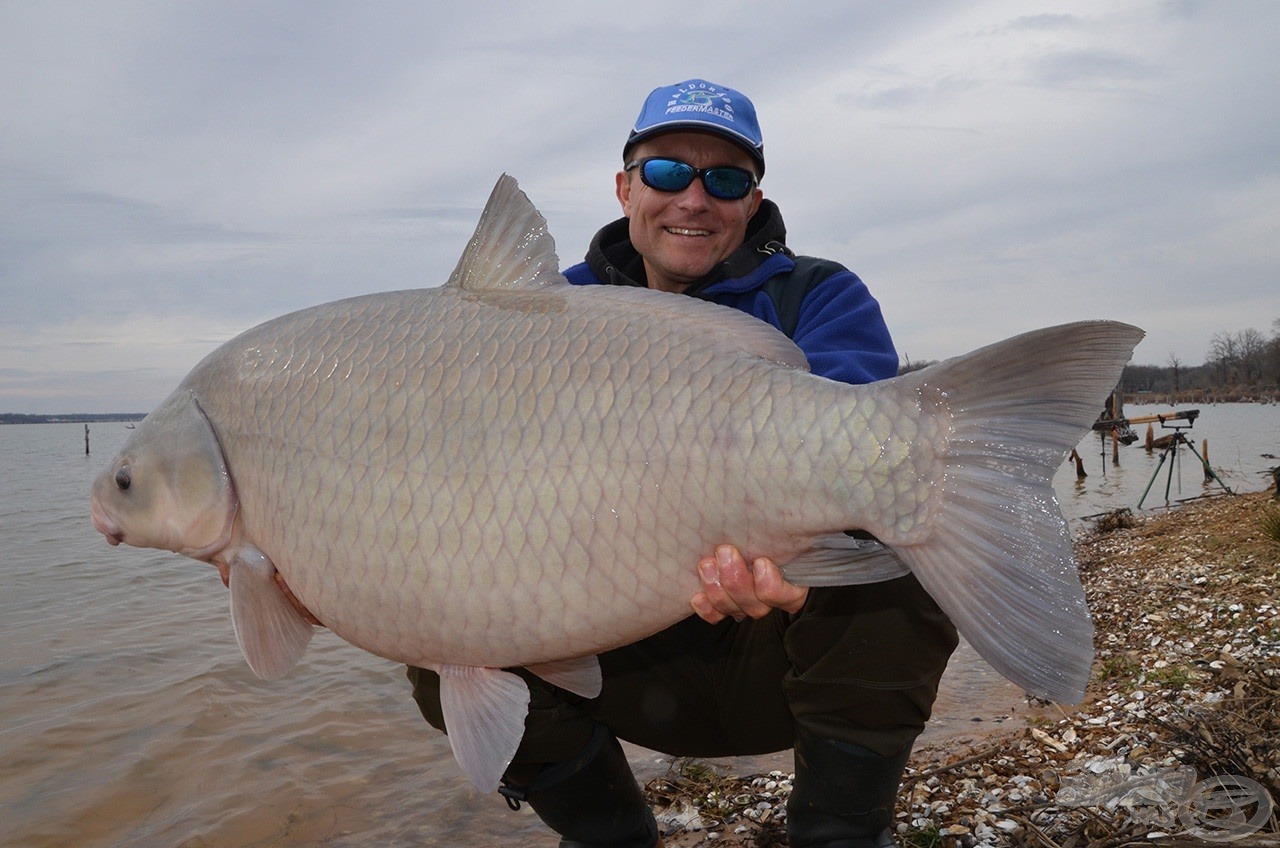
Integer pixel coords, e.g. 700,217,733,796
666,82,736,124
628,78,765,176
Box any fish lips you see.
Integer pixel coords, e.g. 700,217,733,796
89,494,124,546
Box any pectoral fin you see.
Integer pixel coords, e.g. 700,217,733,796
227,545,314,680
433,664,531,792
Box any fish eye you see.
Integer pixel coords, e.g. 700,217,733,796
115,467,131,490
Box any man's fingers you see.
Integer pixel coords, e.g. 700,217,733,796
719,547,762,617
696,553,747,621
690,591,727,624
750,557,809,615
704,545,770,620
689,546,810,622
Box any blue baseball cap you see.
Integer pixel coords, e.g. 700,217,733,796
624,79,765,177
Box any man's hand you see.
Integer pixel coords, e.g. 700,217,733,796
211,560,324,627
690,544,808,623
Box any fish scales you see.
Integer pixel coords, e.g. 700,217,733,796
91,175,1144,790
193,284,877,669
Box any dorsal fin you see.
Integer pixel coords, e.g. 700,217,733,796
445,174,566,292
444,174,808,372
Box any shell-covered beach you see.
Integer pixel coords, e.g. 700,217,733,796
654,490,1280,847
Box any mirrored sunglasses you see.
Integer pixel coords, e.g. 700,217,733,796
625,157,757,201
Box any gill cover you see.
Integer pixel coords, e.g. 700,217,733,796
96,391,237,558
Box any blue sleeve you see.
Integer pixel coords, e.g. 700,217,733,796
563,261,600,286
790,270,898,386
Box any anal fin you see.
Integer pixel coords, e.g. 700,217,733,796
525,656,602,699
780,533,912,586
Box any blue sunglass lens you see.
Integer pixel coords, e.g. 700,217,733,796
638,159,754,200
641,159,695,191
702,168,754,200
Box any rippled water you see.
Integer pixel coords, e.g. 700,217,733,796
2,405,1275,846
1050,402,1280,526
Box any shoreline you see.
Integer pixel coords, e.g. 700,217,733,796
0,413,146,425
648,489,1280,846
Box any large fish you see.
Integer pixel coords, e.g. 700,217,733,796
91,175,1142,791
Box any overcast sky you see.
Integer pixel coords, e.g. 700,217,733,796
3,1,1278,413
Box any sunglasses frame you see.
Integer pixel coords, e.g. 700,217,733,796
624,157,758,201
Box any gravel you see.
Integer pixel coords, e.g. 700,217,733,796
649,490,1280,847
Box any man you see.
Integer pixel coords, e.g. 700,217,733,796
408,79,958,848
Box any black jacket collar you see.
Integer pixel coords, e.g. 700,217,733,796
581,199,791,295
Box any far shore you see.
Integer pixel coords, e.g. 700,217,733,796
0,413,146,425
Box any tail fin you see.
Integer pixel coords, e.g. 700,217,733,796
892,321,1143,704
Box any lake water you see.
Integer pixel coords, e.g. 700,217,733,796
1050,402,1279,526
2,404,1276,847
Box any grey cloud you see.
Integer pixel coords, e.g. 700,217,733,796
1,176,293,327
1005,14,1083,31
849,76,983,112
1027,49,1158,88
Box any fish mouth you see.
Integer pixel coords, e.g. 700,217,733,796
90,497,123,546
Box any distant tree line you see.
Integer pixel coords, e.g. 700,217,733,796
1120,319,1280,403
900,319,1280,403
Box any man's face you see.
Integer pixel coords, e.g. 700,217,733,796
616,131,763,293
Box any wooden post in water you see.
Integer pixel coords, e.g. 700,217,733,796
1069,448,1087,479
85,424,90,455
1111,428,1120,465
1202,439,1211,482
1145,423,1154,451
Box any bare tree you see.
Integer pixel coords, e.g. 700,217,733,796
1208,331,1240,384
1207,327,1275,390
1271,319,1280,387
1238,328,1267,383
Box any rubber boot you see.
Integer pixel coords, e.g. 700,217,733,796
786,728,912,848
499,723,661,848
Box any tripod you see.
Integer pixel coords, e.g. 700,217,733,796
1138,423,1233,509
